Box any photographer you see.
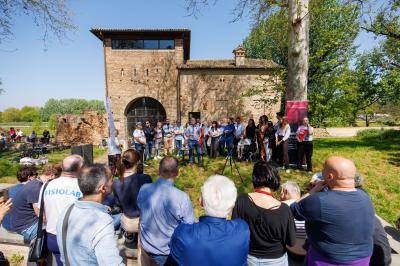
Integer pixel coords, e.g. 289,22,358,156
219,118,235,156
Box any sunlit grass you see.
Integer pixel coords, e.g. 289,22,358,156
145,131,400,225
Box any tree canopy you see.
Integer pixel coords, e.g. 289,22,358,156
243,0,399,127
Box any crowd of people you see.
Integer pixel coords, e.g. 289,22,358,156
109,112,314,174
0,151,393,266
0,128,51,150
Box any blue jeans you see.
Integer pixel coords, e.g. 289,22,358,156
247,253,288,266
135,143,144,152
220,137,234,156
175,139,183,156
188,139,201,164
145,141,153,161
149,254,170,266
47,233,62,266
21,220,38,242
112,213,122,231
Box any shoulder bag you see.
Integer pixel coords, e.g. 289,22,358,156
28,179,52,262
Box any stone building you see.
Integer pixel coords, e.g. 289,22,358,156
91,28,281,141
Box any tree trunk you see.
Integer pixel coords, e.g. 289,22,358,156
366,113,369,127
287,0,309,101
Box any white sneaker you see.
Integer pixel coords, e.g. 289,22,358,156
286,169,291,174
157,155,163,159
143,163,149,167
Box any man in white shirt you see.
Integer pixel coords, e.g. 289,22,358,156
108,130,122,176
133,122,146,162
39,155,84,266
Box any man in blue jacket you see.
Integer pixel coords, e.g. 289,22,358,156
219,117,235,156
170,175,249,266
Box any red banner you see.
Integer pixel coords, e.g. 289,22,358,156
286,100,309,125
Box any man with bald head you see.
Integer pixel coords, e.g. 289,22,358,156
39,155,84,266
291,156,375,266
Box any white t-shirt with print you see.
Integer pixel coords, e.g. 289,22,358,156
38,176,82,235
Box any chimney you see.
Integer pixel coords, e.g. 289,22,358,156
233,46,246,66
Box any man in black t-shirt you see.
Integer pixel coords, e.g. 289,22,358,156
143,120,156,162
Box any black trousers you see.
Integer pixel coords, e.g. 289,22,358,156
277,136,289,168
297,141,313,171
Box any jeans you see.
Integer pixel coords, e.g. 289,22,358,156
220,137,234,156
135,143,144,152
145,141,153,161
149,254,170,266
247,253,288,266
264,142,272,162
175,139,183,156
112,213,122,231
21,220,38,242
188,139,201,164
155,138,163,157
47,233,62,266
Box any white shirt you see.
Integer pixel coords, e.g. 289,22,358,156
296,125,313,142
38,176,82,234
133,129,145,144
275,124,291,141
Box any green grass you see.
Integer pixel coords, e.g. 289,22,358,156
0,147,107,183
145,130,400,225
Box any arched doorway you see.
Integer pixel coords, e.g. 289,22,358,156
125,97,167,136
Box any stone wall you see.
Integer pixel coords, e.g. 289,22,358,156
179,68,281,124
55,111,108,146
104,38,184,141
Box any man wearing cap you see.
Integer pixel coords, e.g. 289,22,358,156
291,156,374,265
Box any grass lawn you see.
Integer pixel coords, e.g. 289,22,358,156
0,147,107,183
144,130,400,226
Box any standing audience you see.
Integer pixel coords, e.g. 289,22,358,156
56,164,125,266
163,119,174,155
208,121,220,158
291,156,375,265
275,116,291,172
185,118,202,165
170,175,250,266
138,156,196,265
143,120,156,161
154,122,163,159
296,117,314,172
39,155,84,266
174,121,184,157
133,122,146,161
232,161,296,266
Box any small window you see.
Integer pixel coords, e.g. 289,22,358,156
159,40,175,49
144,40,159,49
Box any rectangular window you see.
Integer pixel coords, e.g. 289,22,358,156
143,40,159,49
159,40,175,49
112,39,175,50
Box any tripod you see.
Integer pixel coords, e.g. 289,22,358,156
220,145,244,184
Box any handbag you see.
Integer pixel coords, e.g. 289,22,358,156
28,180,52,262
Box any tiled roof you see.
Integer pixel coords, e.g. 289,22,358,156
178,58,280,69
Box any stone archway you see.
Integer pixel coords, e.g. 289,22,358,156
125,97,167,136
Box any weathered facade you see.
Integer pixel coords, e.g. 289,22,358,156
91,28,281,141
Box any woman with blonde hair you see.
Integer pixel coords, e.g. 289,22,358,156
113,149,152,243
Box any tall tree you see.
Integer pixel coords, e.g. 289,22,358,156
244,0,360,126
185,0,310,104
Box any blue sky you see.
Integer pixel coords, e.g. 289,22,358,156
0,0,378,111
